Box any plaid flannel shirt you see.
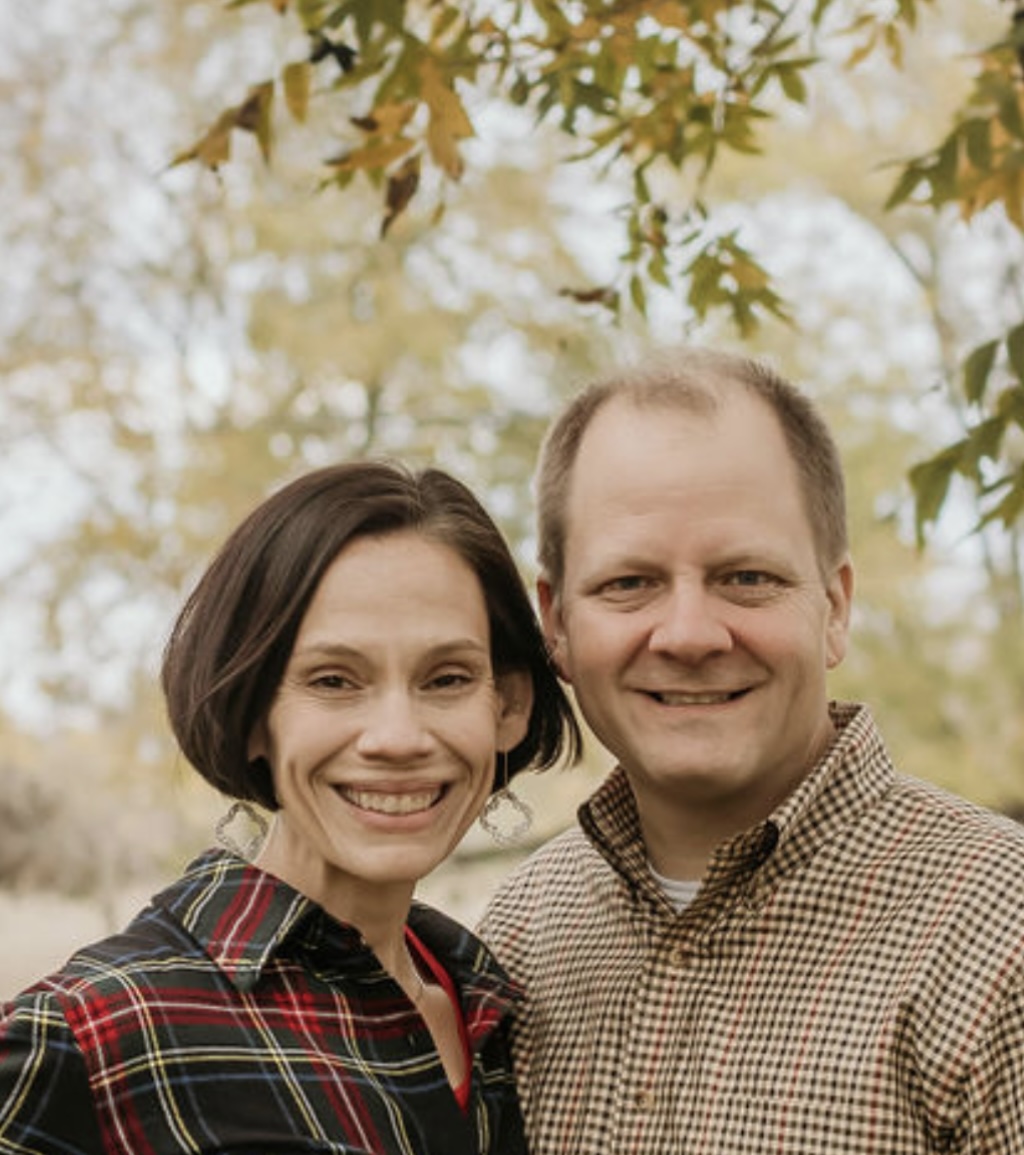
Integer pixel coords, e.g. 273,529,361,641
480,702,1024,1154
0,849,526,1155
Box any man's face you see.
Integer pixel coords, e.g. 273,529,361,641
539,393,852,866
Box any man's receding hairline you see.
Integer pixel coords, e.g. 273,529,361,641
548,382,838,586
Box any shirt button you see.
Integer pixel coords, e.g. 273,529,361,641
634,1089,655,1111
668,945,688,967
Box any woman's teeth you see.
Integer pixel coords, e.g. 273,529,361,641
340,788,442,815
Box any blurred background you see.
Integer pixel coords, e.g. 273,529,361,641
2,0,1022,998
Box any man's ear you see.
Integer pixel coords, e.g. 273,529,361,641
825,556,854,670
537,576,571,683
495,670,533,751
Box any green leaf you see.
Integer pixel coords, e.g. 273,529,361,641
629,273,648,317
283,61,311,122
997,383,1024,428
909,443,964,543
963,339,999,404
962,118,991,170
962,416,1007,475
885,162,924,210
776,64,808,104
931,133,958,202
984,475,1024,529
999,87,1024,141
1007,322,1024,386
510,71,530,106
648,249,671,288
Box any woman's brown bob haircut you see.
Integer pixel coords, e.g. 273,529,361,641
162,461,581,810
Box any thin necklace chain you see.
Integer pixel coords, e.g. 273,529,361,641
405,943,426,1005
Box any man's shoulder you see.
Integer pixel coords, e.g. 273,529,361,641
867,774,1024,938
480,824,612,940
888,773,1024,859
480,823,631,977
497,824,603,891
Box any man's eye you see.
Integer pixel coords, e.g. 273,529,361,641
602,576,651,593
725,570,771,586
721,571,787,599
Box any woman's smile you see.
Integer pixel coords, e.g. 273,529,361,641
337,785,446,816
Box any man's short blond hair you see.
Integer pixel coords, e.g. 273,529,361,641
536,347,848,591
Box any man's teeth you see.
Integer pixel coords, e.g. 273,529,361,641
341,788,442,815
654,691,734,705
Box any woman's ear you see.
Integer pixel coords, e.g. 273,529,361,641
495,670,533,752
247,720,269,764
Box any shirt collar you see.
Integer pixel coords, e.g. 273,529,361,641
408,902,524,1045
153,849,328,991
579,702,895,896
154,848,521,1017
751,701,895,884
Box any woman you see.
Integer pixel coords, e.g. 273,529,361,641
0,462,580,1154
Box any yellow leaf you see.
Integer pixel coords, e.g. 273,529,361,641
234,81,275,163
171,108,237,170
1001,170,1024,231
283,62,310,123
419,56,474,179
325,137,416,173
350,100,417,137
844,27,878,70
647,1,691,32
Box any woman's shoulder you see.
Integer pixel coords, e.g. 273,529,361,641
5,900,196,1013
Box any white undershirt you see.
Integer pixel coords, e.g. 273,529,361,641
648,863,702,913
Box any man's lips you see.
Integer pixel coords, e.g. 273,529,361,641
645,689,748,705
336,786,445,815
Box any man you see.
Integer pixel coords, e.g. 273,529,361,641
480,347,1024,1154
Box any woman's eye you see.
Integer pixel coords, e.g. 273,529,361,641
426,671,473,692
310,672,356,691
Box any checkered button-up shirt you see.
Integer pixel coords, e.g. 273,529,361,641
0,849,526,1154
480,703,1024,1154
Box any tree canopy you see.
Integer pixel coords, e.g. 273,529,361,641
179,0,1024,540
2,0,1023,908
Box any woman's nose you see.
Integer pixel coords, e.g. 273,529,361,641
354,690,433,759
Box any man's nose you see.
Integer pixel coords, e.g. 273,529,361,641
648,583,732,660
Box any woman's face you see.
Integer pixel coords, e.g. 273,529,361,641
249,530,530,913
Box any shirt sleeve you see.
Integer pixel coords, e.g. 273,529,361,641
0,991,106,1154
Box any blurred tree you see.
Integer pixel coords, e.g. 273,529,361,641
684,0,1024,806
0,718,186,927
0,0,620,726
181,0,1024,537
2,0,1022,928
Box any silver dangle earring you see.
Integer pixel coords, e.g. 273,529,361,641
215,801,269,860
479,751,533,846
